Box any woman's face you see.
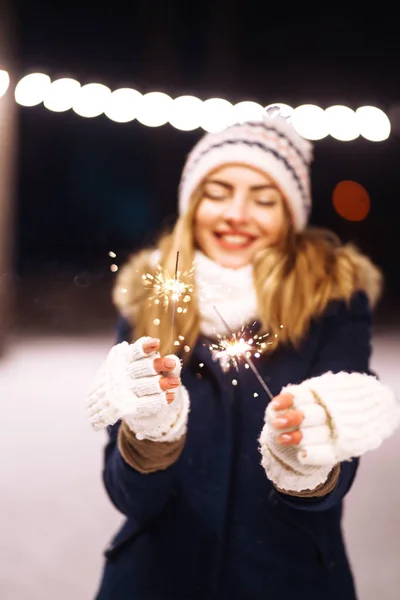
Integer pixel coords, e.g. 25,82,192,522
194,164,288,269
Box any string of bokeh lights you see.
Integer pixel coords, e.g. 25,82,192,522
0,69,392,142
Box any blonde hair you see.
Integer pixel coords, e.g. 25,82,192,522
114,187,382,358
114,189,202,357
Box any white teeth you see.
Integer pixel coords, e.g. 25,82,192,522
219,234,252,244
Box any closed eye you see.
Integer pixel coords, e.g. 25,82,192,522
203,182,231,200
255,199,278,207
204,192,228,200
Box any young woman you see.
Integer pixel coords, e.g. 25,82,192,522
87,113,399,600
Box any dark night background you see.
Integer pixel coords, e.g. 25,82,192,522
10,3,400,331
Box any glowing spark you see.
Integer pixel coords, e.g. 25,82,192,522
212,306,275,400
110,264,118,272
140,252,194,354
209,326,272,373
140,262,193,310
108,251,116,258
169,252,180,353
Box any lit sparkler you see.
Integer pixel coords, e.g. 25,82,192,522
212,306,274,400
169,252,180,353
209,326,271,372
140,254,193,310
141,251,194,352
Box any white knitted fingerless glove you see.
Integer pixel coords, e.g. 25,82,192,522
259,371,400,492
86,337,190,443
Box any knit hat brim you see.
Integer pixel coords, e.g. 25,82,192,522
179,144,309,231
178,116,313,232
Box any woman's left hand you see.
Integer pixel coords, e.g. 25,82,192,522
270,393,305,446
260,371,400,493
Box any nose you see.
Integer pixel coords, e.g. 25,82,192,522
223,196,249,224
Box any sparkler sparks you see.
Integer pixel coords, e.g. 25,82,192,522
141,251,194,353
209,327,272,373
212,306,275,400
141,259,193,310
108,250,119,272
169,252,181,353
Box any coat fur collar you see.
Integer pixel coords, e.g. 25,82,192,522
113,243,383,323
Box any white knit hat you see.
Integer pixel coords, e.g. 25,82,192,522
178,112,313,231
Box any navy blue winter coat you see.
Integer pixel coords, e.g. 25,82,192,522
95,291,372,600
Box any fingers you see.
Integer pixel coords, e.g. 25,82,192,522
297,444,336,465
166,391,175,404
153,356,181,395
130,339,181,401
272,409,304,430
128,337,159,362
268,391,334,449
130,340,180,383
163,354,182,378
153,356,177,374
278,430,303,446
159,376,180,392
129,356,158,379
268,395,303,446
275,425,333,448
142,338,160,354
269,393,295,411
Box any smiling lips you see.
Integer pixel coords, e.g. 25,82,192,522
214,231,257,250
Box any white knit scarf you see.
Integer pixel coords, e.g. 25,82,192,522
194,251,259,338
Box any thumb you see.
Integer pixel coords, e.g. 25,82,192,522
164,354,182,378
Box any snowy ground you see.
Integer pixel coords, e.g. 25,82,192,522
1,328,399,600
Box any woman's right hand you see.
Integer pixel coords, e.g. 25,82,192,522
87,336,184,435
141,338,181,404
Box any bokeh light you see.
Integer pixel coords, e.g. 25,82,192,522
332,180,371,221
104,88,142,123
135,91,173,127
11,69,392,143
356,106,391,141
325,105,359,141
43,78,81,112
292,104,329,140
264,103,294,118
200,98,233,133
15,73,51,107
169,95,203,131
231,101,264,124
0,70,10,98
72,83,112,118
